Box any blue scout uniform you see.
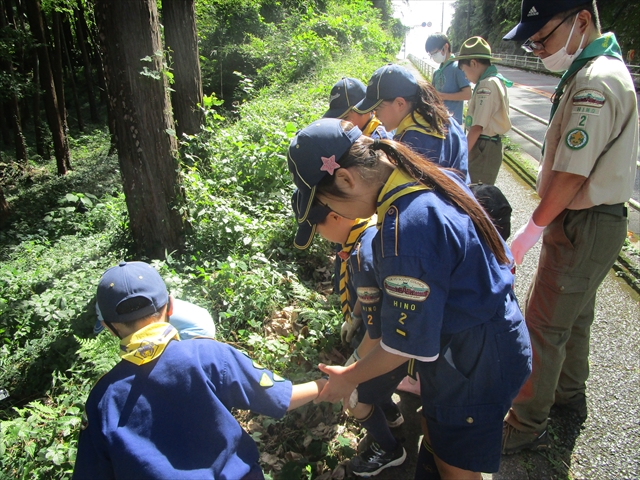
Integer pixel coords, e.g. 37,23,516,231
73,326,292,480
344,224,408,403
371,169,531,472
394,113,470,183
432,57,471,125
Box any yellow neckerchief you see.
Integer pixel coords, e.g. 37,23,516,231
362,115,383,137
119,322,180,366
338,216,378,319
395,112,445,140
376,169,431,228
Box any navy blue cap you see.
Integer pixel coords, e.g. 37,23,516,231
503,0,591,41
287,119,362,228
323,77,367,119
353,64,419,114
96,261,168,325
291,189,332,249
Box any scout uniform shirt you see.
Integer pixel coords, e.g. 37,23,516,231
432,56,471,125
394,112,470,182
537,33,639,210
73,323,292,480
465,66,511,138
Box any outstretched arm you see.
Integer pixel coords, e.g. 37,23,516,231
316,343,407,404
288,378,328,411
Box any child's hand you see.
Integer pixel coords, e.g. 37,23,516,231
315,364,357,404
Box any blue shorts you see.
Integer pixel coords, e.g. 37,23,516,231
357,362,408,405
418,293,531,472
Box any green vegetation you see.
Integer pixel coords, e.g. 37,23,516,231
0,1,402,478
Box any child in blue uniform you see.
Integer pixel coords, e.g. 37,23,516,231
287,119,531,479
354,64,469,183
73,261,327,480
291,189,408,476
323,77,391,140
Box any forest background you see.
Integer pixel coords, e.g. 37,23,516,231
0,0,636,478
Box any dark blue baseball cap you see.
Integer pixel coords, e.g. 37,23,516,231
323,77,367,119
353,64,419,114
291,189,332,249
503,0,591,41
287,118,362,228
96,261,168,325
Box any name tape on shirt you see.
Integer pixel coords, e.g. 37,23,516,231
357,286,382,304
383,276,430,302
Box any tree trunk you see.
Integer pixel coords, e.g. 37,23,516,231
0,183,10,226
25,0,70,175
0,0,28,162
93,0,185,258
74,0,98,122
51,10,70,140
162,0,202,137
0,103,11,146
58,11,83,131
32,50,47,158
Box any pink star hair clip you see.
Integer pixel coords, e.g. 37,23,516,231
320,155,340,175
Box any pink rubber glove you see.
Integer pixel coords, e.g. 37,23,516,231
510,217,545,265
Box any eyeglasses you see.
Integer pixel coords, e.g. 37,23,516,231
428,47,444,57
521,12,577,53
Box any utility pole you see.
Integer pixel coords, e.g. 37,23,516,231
467,0,471,38
441,2,444,33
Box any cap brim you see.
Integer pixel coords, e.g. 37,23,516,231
503,16,552,41
94,318,105,334
294,220,317,249
353,98,383,114
323,107,350,119
455,54,501,62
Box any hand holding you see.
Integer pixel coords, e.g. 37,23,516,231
510,217,545,265
315,363,358,404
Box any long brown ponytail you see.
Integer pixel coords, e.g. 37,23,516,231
318,125,509,265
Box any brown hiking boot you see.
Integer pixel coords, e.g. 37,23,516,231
501,422,548,455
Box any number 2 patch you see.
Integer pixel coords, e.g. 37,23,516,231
565,128,589,150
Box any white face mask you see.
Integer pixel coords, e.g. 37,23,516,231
541,16,586,72
432,49,446,64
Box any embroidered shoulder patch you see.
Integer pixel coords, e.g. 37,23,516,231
566,129,589,150
272,373,285,382
476,87,491,96
357,286,381,304
252,360,264,370
384,276,430,302
465,115,473,128
572,89,605,108
259,372,274,387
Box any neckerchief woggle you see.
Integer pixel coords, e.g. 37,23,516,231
338,216,378,320
395,112,445,140
473,65,513,95
119,322,180,366
549,33,623,122
362,115,384,138
376,169,431,228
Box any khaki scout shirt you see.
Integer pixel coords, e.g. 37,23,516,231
466,76,511,137
537,55,639,209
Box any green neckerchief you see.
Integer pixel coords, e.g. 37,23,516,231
433,54,455,90
473,65,513,95
549,33,623,121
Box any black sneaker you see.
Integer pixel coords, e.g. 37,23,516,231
382,403,404,428
350,441,406,477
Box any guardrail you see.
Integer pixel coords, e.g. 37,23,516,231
408,54,435,80
493,53,640,88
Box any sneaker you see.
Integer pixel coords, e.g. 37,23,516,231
350,441,407,477
501,422,548,455
382,403,404,428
